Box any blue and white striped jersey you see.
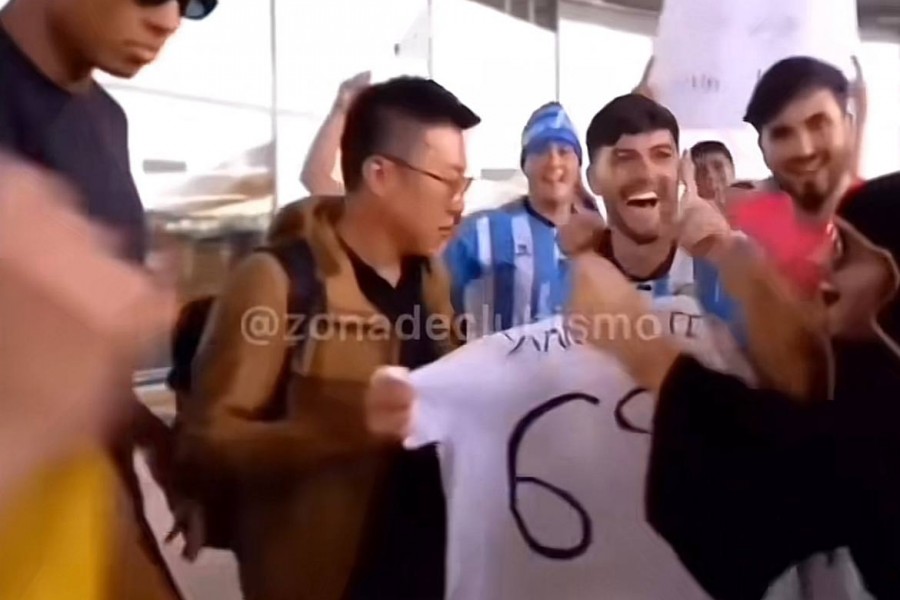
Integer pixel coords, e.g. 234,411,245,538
444,197,695,339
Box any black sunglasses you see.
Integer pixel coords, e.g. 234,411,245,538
137,0,218,20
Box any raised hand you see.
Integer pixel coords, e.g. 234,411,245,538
559,210,606,257
850,55,867,119
677,151,731,257
633,56,656,99
334,71,372,113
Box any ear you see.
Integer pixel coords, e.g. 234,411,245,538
361,156,390,196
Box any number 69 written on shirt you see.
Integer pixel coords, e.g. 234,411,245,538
507,389,651,560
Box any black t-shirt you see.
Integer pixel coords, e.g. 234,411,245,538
341,244,446,600
0,26,146,263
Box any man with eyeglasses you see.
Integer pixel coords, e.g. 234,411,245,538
0,0,216,598
444,102,590,339
182,76,479,599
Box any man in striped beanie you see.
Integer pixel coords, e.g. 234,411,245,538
444,101,588,338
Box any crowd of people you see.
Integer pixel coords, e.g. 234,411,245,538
2,0,900,599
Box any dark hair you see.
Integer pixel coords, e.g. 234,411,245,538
585,94,679,162
744,57,849,132
690,140,733,166
340,76,481,191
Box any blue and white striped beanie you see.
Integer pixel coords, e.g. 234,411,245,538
520,102,583,168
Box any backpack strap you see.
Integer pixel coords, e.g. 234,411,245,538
256,239,323,420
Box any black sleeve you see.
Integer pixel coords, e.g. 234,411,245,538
646,355,847,600
0,99,20,151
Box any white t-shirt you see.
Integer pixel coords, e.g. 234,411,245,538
407,295,732,600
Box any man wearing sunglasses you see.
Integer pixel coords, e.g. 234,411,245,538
0,0,215,599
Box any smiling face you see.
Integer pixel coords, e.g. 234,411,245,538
588,129,679,244
523,142,581,208
760,88,854,219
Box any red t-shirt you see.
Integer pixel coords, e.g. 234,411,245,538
728,178,864,297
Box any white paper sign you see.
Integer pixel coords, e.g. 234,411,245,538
653,0,860,129
407,296,730,600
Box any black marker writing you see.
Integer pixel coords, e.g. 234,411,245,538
507,387,650,560
508,393,599,560
614,387,652,435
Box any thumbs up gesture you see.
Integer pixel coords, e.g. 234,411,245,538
677,152,732,257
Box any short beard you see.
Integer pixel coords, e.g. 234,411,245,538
791,181,829,214
775,152,851,217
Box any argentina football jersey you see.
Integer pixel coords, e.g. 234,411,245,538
445,197,568,339
594,229,695,301
444,197,695,340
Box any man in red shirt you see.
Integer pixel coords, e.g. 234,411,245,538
694,57,864,322
743,57,863,227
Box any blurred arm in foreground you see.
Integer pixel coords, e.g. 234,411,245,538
0,157,174,598
565,251,840,600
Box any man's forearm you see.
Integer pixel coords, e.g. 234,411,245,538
617,336,683,396
299,107,347,195
185,414,383,484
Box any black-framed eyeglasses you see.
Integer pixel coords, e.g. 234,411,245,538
381,154,473,197
137,0,217,20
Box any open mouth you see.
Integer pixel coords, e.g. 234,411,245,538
625,191,659,208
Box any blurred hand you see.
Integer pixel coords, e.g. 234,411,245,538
166,499,207,562
0,156,175,492
716,237,832,402
559,210,606,257
334,71,372,113
365,366,416,440
632,56,656,99
850,55,867,121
